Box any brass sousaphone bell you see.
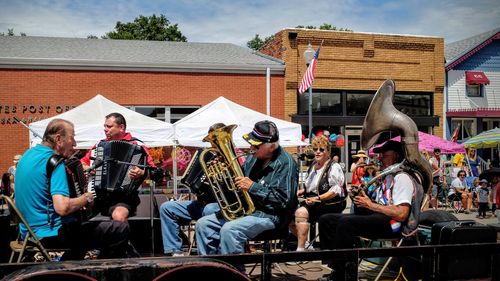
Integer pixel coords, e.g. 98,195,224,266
361,80,433,194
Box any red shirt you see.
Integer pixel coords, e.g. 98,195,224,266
81,132,155,167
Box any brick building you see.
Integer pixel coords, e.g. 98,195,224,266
260,28,444,168
0,36,285,173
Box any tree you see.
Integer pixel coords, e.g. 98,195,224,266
87,34,98,39
103,14,187,41
1,28,26,36
247,23,352,51
296,23,352,31
247,34,275,51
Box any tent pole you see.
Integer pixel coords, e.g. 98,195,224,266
173,143,178,199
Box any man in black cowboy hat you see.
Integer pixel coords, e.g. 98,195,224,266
317,140,422,281
195,120,298,272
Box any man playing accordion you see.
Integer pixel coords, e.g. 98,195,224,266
15,119,130,260
81,112,156,223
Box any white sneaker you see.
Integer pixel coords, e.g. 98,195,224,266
172,252,187,257
305,241,315,251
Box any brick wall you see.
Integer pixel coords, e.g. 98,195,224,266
261,29,445,135
0,69,284,172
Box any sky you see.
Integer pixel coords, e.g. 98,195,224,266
1,0,499,47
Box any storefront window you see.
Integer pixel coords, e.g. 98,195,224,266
297,90,432,117
394,93,431,116
298,91,342,115
346,93,374,115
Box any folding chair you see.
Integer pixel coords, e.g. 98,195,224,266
362,194,429,281
447,192,463,213
0,195,52,263
247,226,290,279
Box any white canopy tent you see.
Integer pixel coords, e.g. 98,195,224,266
173,96,307,147
29,94,174,148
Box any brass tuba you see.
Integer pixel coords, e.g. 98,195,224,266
200,124,255,221
361,80,433,194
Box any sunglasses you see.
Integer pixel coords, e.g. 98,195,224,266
313,147,325,152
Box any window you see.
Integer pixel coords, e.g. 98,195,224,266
297,90,432,117
346,93,374,115
451,118,476,142
466,84,482,97
298,91,342,115
128,106,199,123
393,93,432,116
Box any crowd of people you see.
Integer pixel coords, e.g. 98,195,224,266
4,114,500,281
424,147,498,219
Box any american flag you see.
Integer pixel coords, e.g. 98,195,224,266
298,46,320,94
451,123,460,142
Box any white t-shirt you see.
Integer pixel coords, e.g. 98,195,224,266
305,161,345,196
449,177,466,196
375,173,414,206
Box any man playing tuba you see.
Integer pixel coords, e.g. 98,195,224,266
318,141,419,281
195,120,298,272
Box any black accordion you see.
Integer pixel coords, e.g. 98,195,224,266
180,148,216,202
63,157,94,221
88,140,148,197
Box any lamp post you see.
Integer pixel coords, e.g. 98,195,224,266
303,42,315,142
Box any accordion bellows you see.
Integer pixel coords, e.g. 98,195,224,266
89,140,148,196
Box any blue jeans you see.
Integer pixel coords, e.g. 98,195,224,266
160,200,219,254
195,213,275,255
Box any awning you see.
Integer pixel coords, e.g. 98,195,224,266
466,71,490,85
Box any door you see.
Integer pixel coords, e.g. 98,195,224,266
345,127,363,183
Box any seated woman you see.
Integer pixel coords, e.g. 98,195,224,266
289,135,346,251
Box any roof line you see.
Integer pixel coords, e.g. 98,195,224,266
0,58,285,74
445,31,500,71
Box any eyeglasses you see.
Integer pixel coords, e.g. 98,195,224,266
251,143,263,150
313,147,325,152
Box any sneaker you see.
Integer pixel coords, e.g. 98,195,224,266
305,241,315,251
172,252,187,257
84,249,101,260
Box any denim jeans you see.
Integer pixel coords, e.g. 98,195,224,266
195,213,275,255
160,200,219,254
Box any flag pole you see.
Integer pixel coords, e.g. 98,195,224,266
301,40,323,142
308,85,313,142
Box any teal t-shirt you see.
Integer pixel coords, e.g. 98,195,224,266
15,144,72,239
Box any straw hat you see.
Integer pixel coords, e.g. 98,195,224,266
365,161,378,169
352,150,367,159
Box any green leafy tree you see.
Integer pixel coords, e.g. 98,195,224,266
87,34,98,39
1,28,26,36
247,23,352,51
103,14,187,41
296,23,352,31
247,34,275,51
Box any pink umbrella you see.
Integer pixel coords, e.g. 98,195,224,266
369,131,465,155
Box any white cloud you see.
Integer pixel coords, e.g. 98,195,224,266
0,0,498,45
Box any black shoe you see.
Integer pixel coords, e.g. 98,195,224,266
317,274,333,281
126,241,140,258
